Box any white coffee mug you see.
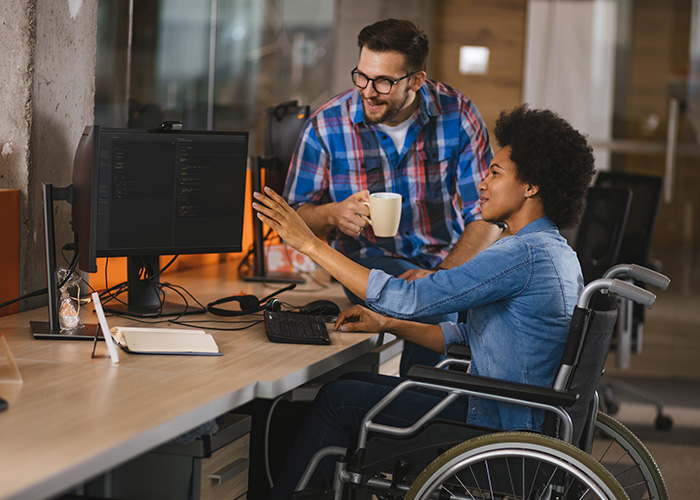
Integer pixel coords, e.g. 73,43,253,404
361,192,402,237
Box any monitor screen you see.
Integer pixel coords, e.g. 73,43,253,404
72,126,248,316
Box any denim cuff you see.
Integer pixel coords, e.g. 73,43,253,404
366,268,393,302
439,321,465,355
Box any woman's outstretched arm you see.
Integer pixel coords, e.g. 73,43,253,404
253,187,371,300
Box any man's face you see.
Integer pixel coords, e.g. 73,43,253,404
355,48,416,126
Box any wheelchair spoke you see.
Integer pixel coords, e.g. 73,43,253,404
527,459,542,499
592,412,668,499
485,460,495,498
405,432,627,500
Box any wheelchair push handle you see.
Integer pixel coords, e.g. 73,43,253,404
603,263,670,290
608,279,656,308
578,278,656,309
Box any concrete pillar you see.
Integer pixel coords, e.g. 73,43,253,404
0,0,97,309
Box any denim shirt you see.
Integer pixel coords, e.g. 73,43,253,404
365,217,583,431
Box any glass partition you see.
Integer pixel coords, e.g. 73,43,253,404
94,0,335,153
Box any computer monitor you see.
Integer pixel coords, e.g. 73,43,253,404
72,126,249,317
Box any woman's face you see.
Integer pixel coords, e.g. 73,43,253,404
477,146,535,230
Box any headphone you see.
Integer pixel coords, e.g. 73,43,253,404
206,283,295,316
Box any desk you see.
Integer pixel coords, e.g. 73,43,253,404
0,262,380,500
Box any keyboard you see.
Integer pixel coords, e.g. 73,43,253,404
263,310,331,345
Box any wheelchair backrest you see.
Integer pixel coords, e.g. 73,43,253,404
543,298,618,447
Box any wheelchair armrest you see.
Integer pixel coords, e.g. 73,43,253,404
406,365,579,408
446,344,472,359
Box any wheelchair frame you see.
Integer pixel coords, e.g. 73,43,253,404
294,268,669,500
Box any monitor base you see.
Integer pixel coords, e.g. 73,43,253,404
241,269,306,284
31,321,99,341
103,302,206,319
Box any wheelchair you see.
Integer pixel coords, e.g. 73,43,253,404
293,266,669,500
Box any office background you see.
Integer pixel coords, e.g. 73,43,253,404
1,0,698,362
1,0,699,496
1,0,699,368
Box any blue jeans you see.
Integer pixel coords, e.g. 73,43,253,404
344,254,457,376
266,372,469,499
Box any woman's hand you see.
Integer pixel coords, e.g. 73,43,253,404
334,304,390,332
253,187,319,255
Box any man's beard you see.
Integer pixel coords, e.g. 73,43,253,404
361,90,411,125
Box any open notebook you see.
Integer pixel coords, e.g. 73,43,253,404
92,292,221,356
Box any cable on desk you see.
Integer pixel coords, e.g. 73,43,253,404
0,247,80,311
168,318,264,331
265,395,285,489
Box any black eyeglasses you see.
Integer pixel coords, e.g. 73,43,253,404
351,67,417,95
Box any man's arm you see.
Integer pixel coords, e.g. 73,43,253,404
400,220,502,281
438,220,502,269
297,190,371,238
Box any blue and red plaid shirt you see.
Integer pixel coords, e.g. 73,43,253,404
284,79,493,268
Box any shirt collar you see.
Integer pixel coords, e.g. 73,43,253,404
515,217,558,236
350,80,441,126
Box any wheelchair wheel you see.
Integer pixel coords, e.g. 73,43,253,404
405,432,628,500
592,412,668,500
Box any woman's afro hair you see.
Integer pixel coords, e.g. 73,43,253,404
493,104,596,229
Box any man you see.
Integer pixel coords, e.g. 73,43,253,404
284,19,501,374
255,104,597,497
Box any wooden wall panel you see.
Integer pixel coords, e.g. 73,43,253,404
620,0,697,251
432,0,528,137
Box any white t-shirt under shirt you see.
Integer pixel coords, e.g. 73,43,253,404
375,114,415,153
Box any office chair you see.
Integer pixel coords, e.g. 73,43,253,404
294,272,668,500
572,186,632,284
594,172,671,429
242,101,310,283
594,172,662,269
260,101,311,195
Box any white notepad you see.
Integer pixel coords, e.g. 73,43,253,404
92,292,221,356
111,326,221,356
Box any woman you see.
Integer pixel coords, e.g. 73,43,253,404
253,105,596,497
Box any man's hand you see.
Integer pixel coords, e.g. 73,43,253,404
334,304,389,332
398,268,436,283
331,190,371,237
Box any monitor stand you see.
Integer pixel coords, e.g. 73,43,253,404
240,233,306,284
241,157,305,284
103,255,205,318
31,183,98,340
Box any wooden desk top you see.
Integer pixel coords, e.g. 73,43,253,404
0,262,379,500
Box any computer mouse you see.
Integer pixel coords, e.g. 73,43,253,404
301,300,341,317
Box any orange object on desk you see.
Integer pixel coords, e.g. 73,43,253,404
0,189,20,316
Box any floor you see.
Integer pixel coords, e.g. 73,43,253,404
602,288,700,498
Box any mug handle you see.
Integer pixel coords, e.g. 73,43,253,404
359,201,372,226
